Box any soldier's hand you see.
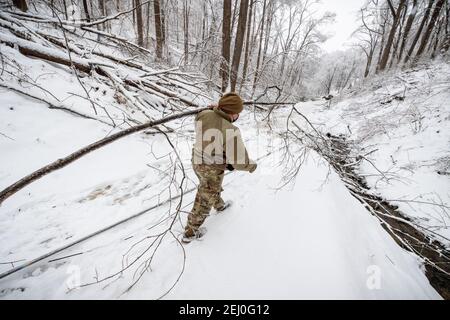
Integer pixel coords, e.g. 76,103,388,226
226,164,235,171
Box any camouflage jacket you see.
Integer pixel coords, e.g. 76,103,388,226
192,107,257,172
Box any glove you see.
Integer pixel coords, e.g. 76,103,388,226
226,164,235,171
249,163,257,173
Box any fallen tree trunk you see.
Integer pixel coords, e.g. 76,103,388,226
0,107,208,206
0,32,94,74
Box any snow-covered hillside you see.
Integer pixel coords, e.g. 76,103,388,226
302,60,450,245
0,5,448,300
0,93,442,299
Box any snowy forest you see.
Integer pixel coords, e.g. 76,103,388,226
0,0,449,300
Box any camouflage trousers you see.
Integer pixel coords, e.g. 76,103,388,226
185,164,225,236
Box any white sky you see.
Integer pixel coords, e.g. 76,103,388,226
316,0,367,52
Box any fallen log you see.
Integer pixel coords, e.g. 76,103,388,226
0,107,208,206
0,32,95,74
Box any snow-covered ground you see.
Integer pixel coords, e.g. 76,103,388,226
0,88,442,299
0,13,447,299
301,60,450,246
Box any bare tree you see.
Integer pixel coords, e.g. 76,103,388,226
135,0,144,47
183,0,189,64
154,0,164,59
388,1,409,68
376,8,389,70
252,0,267,97
12,0,28,12
404,0,434,63
239,0,254,92
378,0,407,72
221,0,232,92
230,0,249,92
357,6,382,77
82,0,91,22
414,0,446,60
398,0,419,62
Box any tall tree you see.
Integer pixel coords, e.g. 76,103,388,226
161,2,166,48
389,2,409,68
414,0,446,60
183,0,190,64
430,15,444,57
231,0,239,36
221,0,232,92
261,0,274,72
98,0,106,17
358,7,381,77
404,0,434,63
82,0,91,22
135,0,144,47
252,0,267,97
376,9,388,70
239,0,254,92
230,0,249,92
98,0,106,31
398,0,419,62
12,0,28,12
378,0,407,72
154,0,164,59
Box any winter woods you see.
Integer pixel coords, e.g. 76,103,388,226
354,0,449,76
0,0,449,300
6,0,448,99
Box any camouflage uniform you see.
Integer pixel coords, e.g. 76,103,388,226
185,164,225,236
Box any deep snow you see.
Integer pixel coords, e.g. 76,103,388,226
301,61,450,245
0,89,441,299
0,17,447,298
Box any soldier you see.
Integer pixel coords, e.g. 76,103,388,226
183,93,257,244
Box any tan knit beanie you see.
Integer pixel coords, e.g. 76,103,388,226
218,92,244,114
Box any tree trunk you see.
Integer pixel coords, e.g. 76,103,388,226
154,0,164,59
389,5,408,68
414,0,446,60
231,0,239,36
431,16,444,58
62,0,68,19
398,0,418,62
221,0,232,92
183,0,189,64
404,0,434,63
376,14,387,72
98,0,106,17
378,0,407,72
98,0,106,31
252,0,267,97
12,0,28,12
145,2,150,47
161,2,166,47
200,1,207,66
135,0,144,47
82,0,91,22
230,0,249,92
261,0,274,71
364,47,375,78
239,0,254,92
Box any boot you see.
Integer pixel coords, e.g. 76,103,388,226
182,227,207,244
216,200,232,213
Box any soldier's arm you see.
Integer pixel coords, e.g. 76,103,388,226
225,128,257,173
